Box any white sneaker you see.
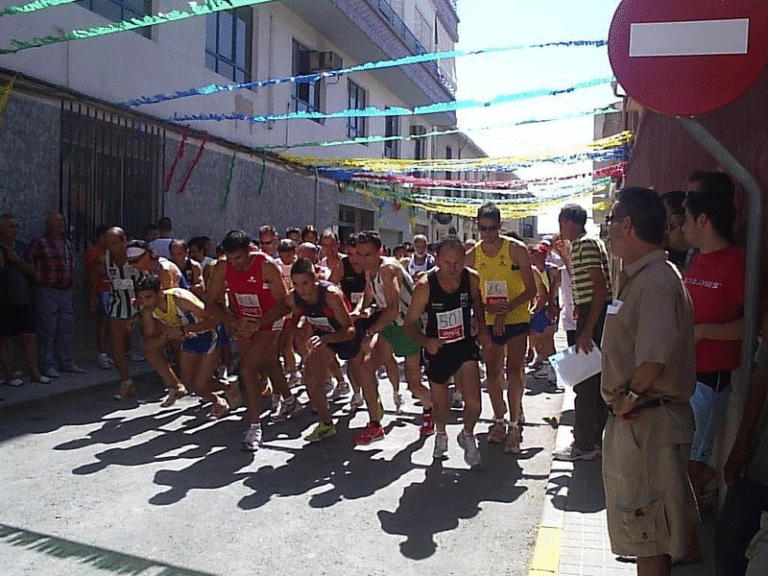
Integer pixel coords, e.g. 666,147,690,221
97,353,112,370
331,380,350,400
433,433,448,460
553,442,600,461
242,424,262,451
349,391,364,411
457,430,481,467
533,362,550,379
273,395,299,421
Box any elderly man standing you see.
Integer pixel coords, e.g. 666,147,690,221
29,212,84,377
601,187,699,576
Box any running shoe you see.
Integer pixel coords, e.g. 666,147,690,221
504,424,522,454
353,422,385,445
457,430,481,467
304,422,337,443
553,442,600,461
432,433,448,460
393,391,403,414
125,351,145,362
273,395,299,421
31,374,51,384
349,391,364,411
420,411,435,436
271,394,281,412
114,379,135,400
451,391,463,410
487,419,507,444
288,371,302,387
324,379,334,394
331,380,351,400
43,368,60,379
97,353,113,370
62,364,86,374
242,424,262,451
160,385,187,408
6,378,23,387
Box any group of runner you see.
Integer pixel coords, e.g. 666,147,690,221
99,202,559,467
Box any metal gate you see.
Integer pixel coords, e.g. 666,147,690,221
60,100,165,250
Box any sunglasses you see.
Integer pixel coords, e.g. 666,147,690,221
478,224,499,232
127,255,144,265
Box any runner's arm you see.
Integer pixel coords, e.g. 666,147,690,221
258,292,294,328
468,269,488,343
264,258,288,302
173,293,219,334
403,277,431,347
188,260,206,298
507,241,537,312
319,288,355,344
366,264,401,335
205,259,235,324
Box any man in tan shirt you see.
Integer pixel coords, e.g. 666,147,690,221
601,187,699,576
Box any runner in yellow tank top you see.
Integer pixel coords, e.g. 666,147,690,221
466,203,537,455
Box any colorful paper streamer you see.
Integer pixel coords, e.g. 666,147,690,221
1,0,76,16
0,75,16,124
0,0,277,55
169,76,614,124
121,39,607,107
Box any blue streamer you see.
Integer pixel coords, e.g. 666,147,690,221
121,39,606,108
169,77,614,124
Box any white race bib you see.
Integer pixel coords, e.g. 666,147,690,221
607,299,624,315
235,293,262,317
485,280,509,305
436,308,465,344
112,278,134,290
306,316,334,332
350,292,363,304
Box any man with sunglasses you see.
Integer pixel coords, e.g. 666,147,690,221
466,203,537,454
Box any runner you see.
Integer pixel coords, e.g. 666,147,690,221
169,239,205,298
353,231,433,445
404,236,484,466
259,258,358,442
275,239,301,386
126,240,185,289
188,236,215,285
259,225,279,259
207,230,299,451
135,274,235,416
466,203,536,454
103,227,144,400
319,229,344,286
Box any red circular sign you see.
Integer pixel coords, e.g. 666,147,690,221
608,0,768,117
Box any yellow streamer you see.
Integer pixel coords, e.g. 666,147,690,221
0,75,16,125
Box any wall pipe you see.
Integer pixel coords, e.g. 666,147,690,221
677,116,762,384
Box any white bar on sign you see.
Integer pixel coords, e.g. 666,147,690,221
629,18,749,57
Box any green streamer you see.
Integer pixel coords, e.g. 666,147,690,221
220,152,237,211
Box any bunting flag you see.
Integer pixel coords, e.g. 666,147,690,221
169,76,614,124
0,0,277,54
120,39,607,107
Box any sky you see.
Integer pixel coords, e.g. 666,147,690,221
454,0,621,232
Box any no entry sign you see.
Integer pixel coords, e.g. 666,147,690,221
608,0,768,117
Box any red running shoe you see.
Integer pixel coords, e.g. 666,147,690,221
353,422,385,445
420,411,435,436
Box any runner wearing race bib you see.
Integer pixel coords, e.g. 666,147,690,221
404,236,485,466
207,230,299,452
275,239,300,385
466,203,537,454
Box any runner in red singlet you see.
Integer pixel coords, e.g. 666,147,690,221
207,230,299,452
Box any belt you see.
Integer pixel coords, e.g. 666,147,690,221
609,397,670,416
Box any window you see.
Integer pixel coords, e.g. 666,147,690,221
410,125,427,160
348,80,367,139
384,113,399,158
206,8,253,82
292,40,323,117
78,0,153,38
445,146,453,180
521,216,535,238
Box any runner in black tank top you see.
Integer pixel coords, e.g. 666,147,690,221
404,236,485,466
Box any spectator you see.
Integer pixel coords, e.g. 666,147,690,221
29,212,84,377
661,190,693,271
407,234,436,280
682,171,745,506
148,216,173,259
85,224,114,370
285,227,301,244
715,309,768,576
554,203,612,461
142,223,159,243
301,225,318,244
601,187,699,576
0,214,50,385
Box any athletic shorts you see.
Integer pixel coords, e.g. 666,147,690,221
487,322,529,345
690,372,732,463
96,291,110,317
381,322,421,358
182,325,224,355
424,338,480,385
529,307,552,334
0,304,35,336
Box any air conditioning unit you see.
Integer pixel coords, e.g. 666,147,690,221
309,51,343,72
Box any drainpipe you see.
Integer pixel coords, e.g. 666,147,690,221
677,117,762,385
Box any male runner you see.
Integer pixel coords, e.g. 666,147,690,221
275,239,300,385
466,203,536,454
259,258,357,442
404,236,485,466
169,239,205,298
207,230,299,451
319,229,344,286
354,231,433,445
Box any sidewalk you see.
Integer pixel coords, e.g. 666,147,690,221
0,359,154,413
529,384,716,576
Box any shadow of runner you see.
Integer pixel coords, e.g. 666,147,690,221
0,522,219,576
546,459,606,514
377,443,543,560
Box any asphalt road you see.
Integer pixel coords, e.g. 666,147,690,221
0,371,563,576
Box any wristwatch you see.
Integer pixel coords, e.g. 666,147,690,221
625,389,641,403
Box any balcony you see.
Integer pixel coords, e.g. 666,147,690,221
280,0,457,125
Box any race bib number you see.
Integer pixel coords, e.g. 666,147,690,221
436,308,465,344
112,278,134,290
485,280,509,305
234,293,262,318
306,316,334,332
350,292,363,304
